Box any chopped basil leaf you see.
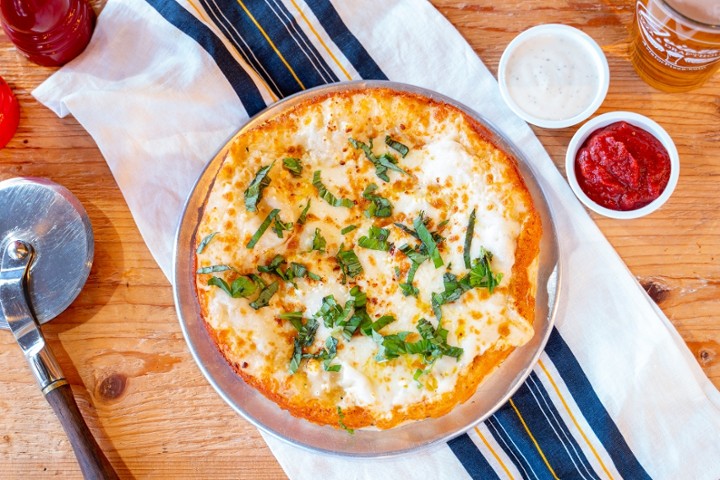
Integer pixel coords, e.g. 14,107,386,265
385,135,409,157
272,215,293,238
336,244,363,283
430,249,502,319
414,214,443,268
398,244,429,265
312,228,327,252
257,254,286,274
307,271,322,281
247,209,280,249
399,282,420,297
196,232,218,254
397,244,428,297
340,224,358,235
374,318,462,364
288,316,319,374
463,208,476,269
467,247,503,293
249,281,279,310
349,138,410,182
305,336,340,372
358,225,392,252
196,264,234,274
244,162,274,213
362,183,393,218
282,157,303,176
337,406,354,434
258,255,319,284
370,315,395,333
207,275,257,298
312,171,354,208
298,198,311,225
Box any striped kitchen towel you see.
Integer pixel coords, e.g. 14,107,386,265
33,0,720,478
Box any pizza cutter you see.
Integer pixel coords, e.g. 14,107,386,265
0,177,118,479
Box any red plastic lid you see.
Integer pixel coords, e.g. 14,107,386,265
0,76,20,149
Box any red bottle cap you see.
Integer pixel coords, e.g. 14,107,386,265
0,75,20,149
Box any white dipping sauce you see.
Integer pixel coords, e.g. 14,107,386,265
504,32,602,121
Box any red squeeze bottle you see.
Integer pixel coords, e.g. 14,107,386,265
0,0,96,67
0,75,20,149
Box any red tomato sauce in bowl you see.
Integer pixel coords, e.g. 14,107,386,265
574,121,671,211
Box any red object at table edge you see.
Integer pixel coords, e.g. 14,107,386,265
0,76,19,149
0,0,96,67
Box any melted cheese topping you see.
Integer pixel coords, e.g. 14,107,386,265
195,88,541,429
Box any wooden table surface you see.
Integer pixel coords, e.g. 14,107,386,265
1,0,718,478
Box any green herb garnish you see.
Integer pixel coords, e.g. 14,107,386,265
430,248,502,320
196,232,218,254
196,264,234,274
341,224,358,235
207,276,257,298
336,244,363,283
349,138,410,182
298,198,311,225
312,171,354,208
247,209,280,249
362,183,393,218
463,208,476,269
249,281,279,310
337,406,354,434
272,215,293,238
358,225,392,252
385,135,409,157
282,157,303,176
414,214,443,268
373,318,463,363
244,162,274,212
257,255,320,284
312,228,327,252
288,316,319,374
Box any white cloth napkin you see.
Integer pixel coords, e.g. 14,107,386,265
33,0,720,478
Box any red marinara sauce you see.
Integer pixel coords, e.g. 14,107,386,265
574,121,671,211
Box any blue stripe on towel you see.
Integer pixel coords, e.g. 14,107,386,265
448,433,501,479
507,372,600,480
486,414,544,480
304,0,387,80
544,328,652,480
143,0,266,115
199,0,340,97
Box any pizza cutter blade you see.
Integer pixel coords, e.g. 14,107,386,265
0,177,118,479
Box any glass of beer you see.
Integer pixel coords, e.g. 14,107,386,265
629,0,720,92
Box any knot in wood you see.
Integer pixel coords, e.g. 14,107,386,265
97,373,127,401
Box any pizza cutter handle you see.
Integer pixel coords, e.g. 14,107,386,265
0,241,119,480
45,382,120,480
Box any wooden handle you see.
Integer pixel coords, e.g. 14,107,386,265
45,383,120,480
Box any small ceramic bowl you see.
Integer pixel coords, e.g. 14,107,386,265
498,24,610,129
565,111,680,219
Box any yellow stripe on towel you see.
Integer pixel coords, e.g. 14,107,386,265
474,426,516,479
288,0,353,81
509,398,560,480
538,359,615,480
235,0,306,90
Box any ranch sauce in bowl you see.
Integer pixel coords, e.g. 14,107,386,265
499,24,609,129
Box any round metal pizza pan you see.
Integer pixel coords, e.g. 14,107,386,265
173,80,561,457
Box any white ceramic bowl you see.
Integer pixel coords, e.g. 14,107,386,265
498,24,610,129
565,111,680,219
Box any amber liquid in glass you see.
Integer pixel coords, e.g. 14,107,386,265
630,0,720,92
